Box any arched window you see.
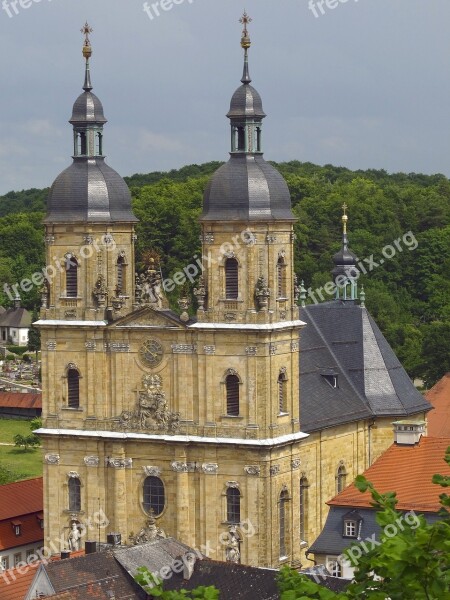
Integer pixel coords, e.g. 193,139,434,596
225,258,239,300
226,487,241,524
68,478,81,512
336,464,347,494
65,256,78,298
67,368,80,409
277,255,286,298
278,369,288,414
300,476,309,543
279,489,289,559
143,476,165,516
116,255,126,294
226,373,240,416
237,127,245,151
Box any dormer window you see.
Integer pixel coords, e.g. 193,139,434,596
320,369,339,389
11,521,22,536
344,520,357,537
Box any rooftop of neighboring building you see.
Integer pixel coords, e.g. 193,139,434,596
0,306,32,329
0,477,43,521
328,436,450,512
425,373,450,437
0,392,42,410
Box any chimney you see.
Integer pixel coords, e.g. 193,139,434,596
60,550,71,560
85,541,97,554
106,532,121,546
393,420,425,445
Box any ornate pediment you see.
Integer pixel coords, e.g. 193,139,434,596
110,306,188,330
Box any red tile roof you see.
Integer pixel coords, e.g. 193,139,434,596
0,551,85,600
0,392,42,410
426,373,450,437
328,437,450,513
0,511,44,552
0,478,43,521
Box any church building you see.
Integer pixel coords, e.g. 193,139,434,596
36,18,430,569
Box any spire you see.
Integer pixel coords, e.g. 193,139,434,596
81,22,93,91
332,204,359,301
240,11,252,84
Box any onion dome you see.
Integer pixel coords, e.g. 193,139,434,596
201,13,294,222
44,23,137,224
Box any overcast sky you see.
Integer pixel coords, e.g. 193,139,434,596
1,0,450,194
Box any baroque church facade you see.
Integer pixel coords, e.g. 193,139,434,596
36,19,430,568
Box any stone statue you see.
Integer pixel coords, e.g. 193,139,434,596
68,522,81,551
129,511,166,545
255,275,270,310
226,526,241,563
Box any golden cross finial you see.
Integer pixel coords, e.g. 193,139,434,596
240,11,252,49
342,203,348,234
81,22,93,58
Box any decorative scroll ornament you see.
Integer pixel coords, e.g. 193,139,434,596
177,285,191,322
67,471,80,479
85,341,96,351
204,345,216,355
93,274,107,308
202,463,219,474
40,280,49,309
171,461,188,473
226,481,240,489
84,456,100,467
270,465,280,476
129,511,166,546
291,459,301,470
224,313,237,322
255,275,270,310
45,235,55,245
106,457,133,469
226,525,241,564
193,275,207,310
83,235,94,245
245,347,257,356
143,466,162,476
244,465,260,476
117,374,180,433
44,454,60,465
46,340,57,351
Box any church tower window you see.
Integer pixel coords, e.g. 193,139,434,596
117,255,126,294
226,373,240,416
67,368,80,409
336,464,347,494
277,255,287,299
300,476,309,543
226,487,241,524
143,476,165,516
225,258,239,299
65,256,78,298
68,477,81,512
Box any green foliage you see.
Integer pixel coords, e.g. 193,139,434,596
6,346,29,356
13,432,40,450
30,417,42,432
134,566,220,599
277,449,450,599
27,310,41,356
0,464,23,485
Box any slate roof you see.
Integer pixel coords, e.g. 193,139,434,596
299,301,431,432
426,373,450,437
0,307,32,329
38,551,144,599
328,436,450,512
308,505,441,557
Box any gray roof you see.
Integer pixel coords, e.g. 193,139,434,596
70,90,107,125
0,307,31,328
201,154,295,222
44,157,138,224
309,505,441,556
299,301,431,432
227,83,266,119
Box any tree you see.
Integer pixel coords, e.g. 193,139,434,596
277,447,450,599
13,433,40,450
27,309,41,361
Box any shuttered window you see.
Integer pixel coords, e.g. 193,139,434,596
66,257,78,298
67,369,80,408
226,487,241,524
225,258,239,299
117,256,126,294
226,374,240,416
277,257,286,298
143,476,165,516
68,478,81,512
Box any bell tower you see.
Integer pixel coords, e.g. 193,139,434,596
41,23,138,323
200,13,298,326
